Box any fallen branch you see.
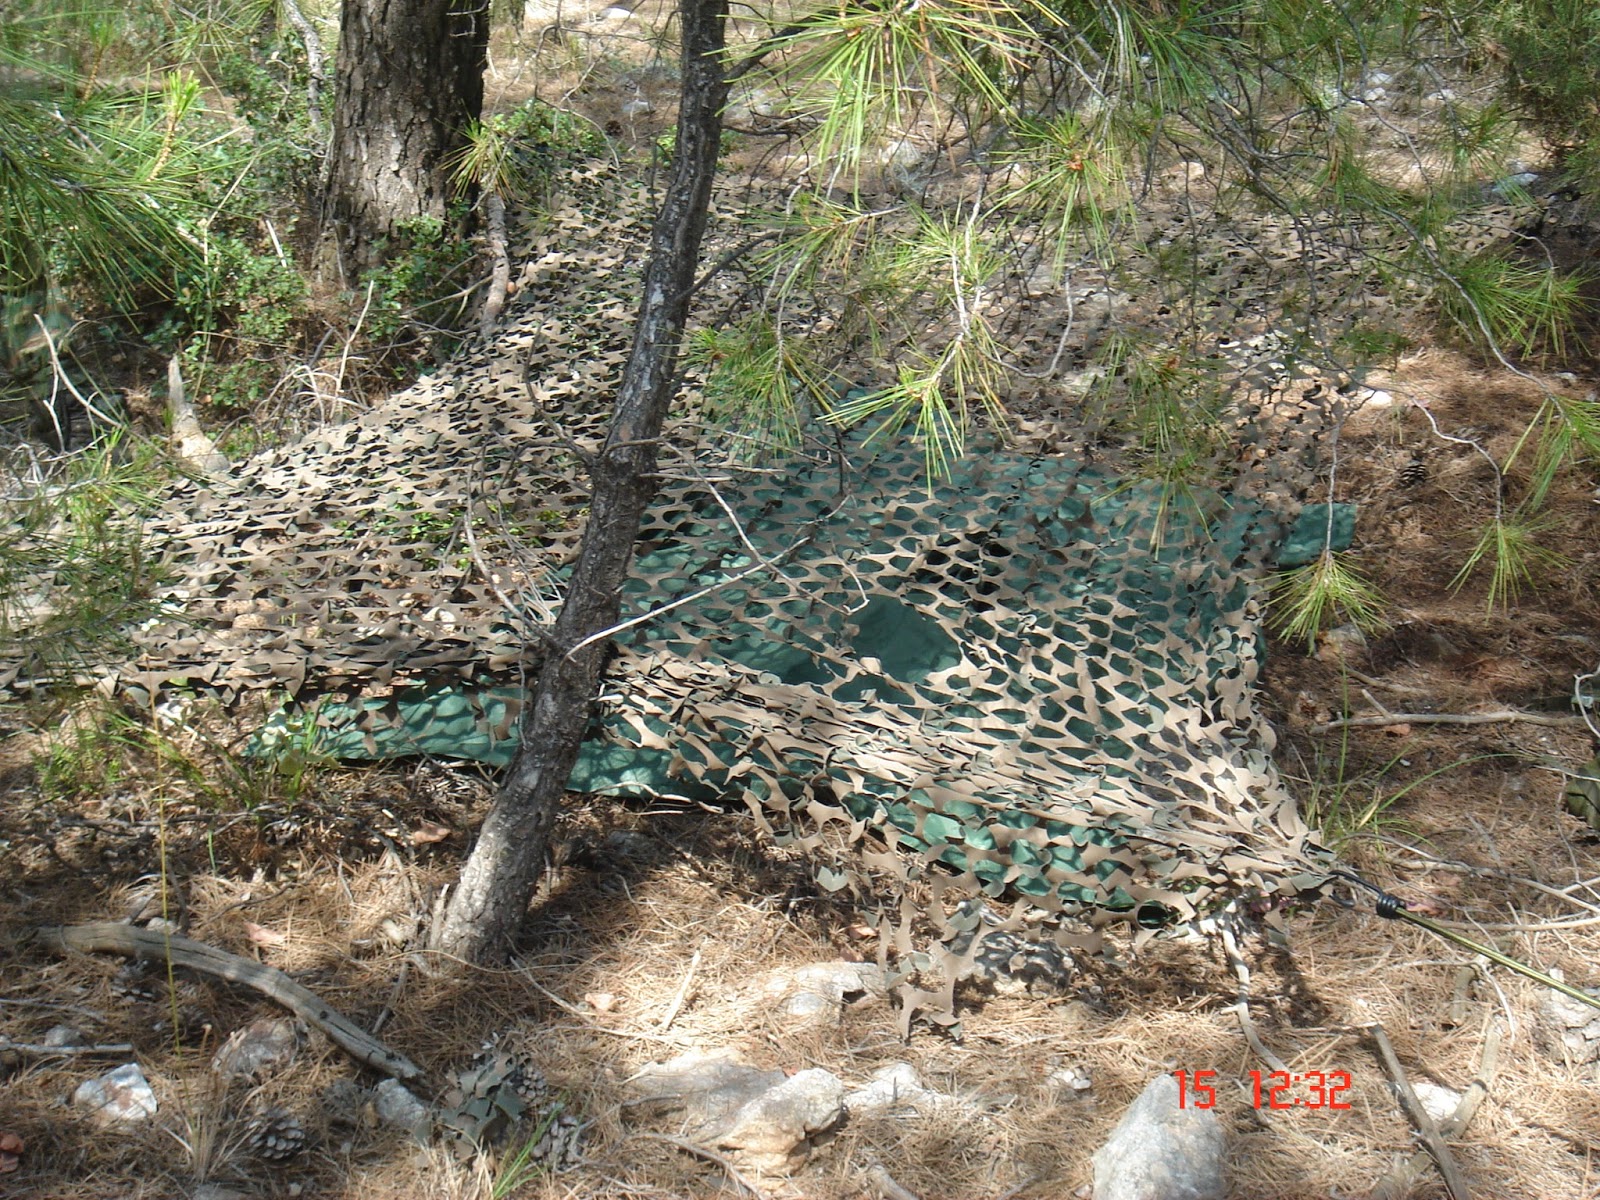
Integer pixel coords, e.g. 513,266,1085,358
0,1037,134,1058
34,923,421,1082
1366,1021,1471,1200
1312,710,1586,735
1374,1020,1501,1200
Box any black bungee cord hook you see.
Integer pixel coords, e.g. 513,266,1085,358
1332,869,1600,1014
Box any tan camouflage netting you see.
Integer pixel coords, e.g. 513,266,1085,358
10,166,1339,994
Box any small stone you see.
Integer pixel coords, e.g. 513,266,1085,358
1411,1081,1461,1125
844,1063,965,1118
1047,1062,1095,1095
759,962,884,1028
212,1017,304,1081
1091,1073,1226,1200
714,1067,845,1174
43,1025,85,1048
374,1079,432,1143
73,1063,158,1126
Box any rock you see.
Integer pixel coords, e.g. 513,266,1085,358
715,1068,845,1173
73,1063,158,1127
628,1048,786,1121
43,1025,86,1048
1411,1081,1461,1125
759,962,884,1028
1091,1074,1226,1200
1493,172,1540,198
212,1016,304,1081
1536,986,1600,1065
1046,1062,1095,1097
1315,623,1369,664
844,1062,969,1119
627,1049,845,1174
373,1079,432,1143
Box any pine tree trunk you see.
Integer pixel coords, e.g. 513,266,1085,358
322,0,489,273
430,0,731,962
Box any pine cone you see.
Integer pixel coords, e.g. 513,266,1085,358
242,1107,308,1162
1398,451,1427,489
523,1107,583,1170
110,962,158,1003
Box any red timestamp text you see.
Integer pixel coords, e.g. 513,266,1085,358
1173,1069,1354,1110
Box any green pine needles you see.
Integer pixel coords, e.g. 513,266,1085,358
1271,550,1390,652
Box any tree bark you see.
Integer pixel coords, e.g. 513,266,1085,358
322,0,489,274
430,0,731,962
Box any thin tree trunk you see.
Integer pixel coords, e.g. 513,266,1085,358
430,0,731,962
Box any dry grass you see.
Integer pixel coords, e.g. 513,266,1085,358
5,697,1600,1200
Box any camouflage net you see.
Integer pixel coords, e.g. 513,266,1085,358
3,165,1343,998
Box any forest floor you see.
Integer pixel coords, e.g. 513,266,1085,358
5,9,1600,1200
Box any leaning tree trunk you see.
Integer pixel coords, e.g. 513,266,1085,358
322,0,489,274
430,0,731,962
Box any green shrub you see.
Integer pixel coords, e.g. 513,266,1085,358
1485,0,1600,180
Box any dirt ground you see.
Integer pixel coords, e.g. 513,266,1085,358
5,343,1600,1198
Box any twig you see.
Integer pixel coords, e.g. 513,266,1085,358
31,315,119,441
333,280,376,404
0,998,107,1021
864,1161,923,1200
1343,668,1435,698
35,922,421,1081
563,530,817,662
1373,1020,1501,1200
1312,709,1586,734
370,959,409,1037
1365,1021,1472,1200
0,1037,135,1058
656,947,701,1033
633,1132,769,1199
